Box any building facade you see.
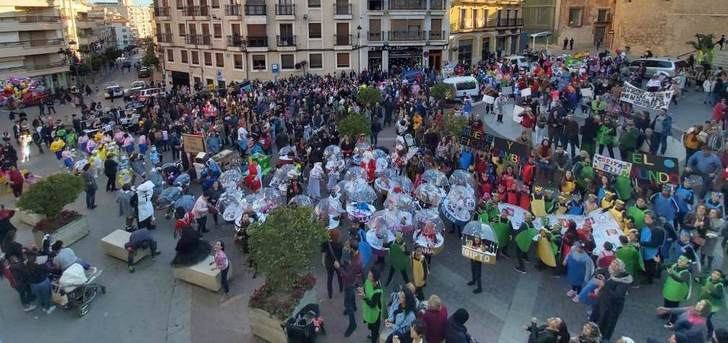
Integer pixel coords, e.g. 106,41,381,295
522,0,559,35
448,0,523,66
555,0,614,51
127,5,154,39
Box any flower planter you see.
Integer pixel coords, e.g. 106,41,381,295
249,289,317,343
32,217,90,247
16,209,43,227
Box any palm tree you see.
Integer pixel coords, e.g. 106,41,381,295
686,33,717,66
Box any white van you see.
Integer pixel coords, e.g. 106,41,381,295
628,58,687,78
137,88,162,101
443,76,480,99
104,85,123,99
504,55,534,71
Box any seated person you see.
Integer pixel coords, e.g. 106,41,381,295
172,225,211,267
50,240,90,272
125,227,160,273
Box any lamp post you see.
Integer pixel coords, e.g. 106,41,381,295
356,25,362,73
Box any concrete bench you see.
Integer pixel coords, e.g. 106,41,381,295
100,230,150,264
173,255,231,291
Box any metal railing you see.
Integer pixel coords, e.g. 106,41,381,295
427,30,445,40
16,16,61,23
0,38,64,47
245,3,266,15
227,34,246,48
389,30,423,41
154,6,170,16
185,34,211,45
225,4,241,15
334,33,351,45
368,31,384,41
158,33,173,43
246,35,268,47
496,18,523,27
181,5,210,16
276,35,296,46
334,3,351,15
27,61,67,70
275,4,294,15
389,0,425,10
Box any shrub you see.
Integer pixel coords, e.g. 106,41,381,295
431,83,454,101
356,86,382,108
17,173,84,220
443,109,468,138
337,112,372,138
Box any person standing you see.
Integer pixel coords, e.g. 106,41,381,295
513,212,538,274
341,240,364,337
104,155,119,192
210,241,230,301
651,110,672,155
125,227,160,273
569,38,575,50
82,163,97,209
563,37,569,50
385,232,409,287
590,259,633,341
24,253,55,314
411,246,428,301
192,192,211,234
467,236,485,294
421,295,448,343
639,212,665,285
718,34,726,50
321,230,343,299
565,243,595,299
7,166,24,198
661,255,692,325
699,269,725,336
361,268,384,343
494,93,505,123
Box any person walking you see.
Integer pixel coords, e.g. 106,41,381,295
82,163,97,209
410,246,428,301
210,240,230,301
2,255,36,312
512,212,538,274
589,259,633,341
361,268,384,343
421,295,448,343
341,240,364,337
104,154,118,192
698,269,725,336
467,236,485,294
661,256,692,324
563,37,569,50
569,38,575,50
321,229,343,299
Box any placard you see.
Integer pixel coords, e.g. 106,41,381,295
483,95,495,104
459,127,494,151
182,133,206,154
501,86,513,96
620,82,673,110
492,136,530,165
520,88,532,97
593,154,633,177
512,105,525,123
461,245,496,264
628,152,679,184
580,88,593,98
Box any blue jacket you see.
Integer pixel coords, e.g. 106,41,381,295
651,193,678,222
672,186,694,214
458,150,474,171
640,226,664,260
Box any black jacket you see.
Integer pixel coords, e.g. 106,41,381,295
104,159,118,176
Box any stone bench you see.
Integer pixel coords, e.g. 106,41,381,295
100,230,150,264
173,255,231,291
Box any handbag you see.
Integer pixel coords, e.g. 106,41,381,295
52,288,68,306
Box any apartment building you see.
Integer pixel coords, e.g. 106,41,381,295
556,0,614,50
361,0,449,73
155,0,367,87
0,1,69,88
128,5,154,39
448,0,524,66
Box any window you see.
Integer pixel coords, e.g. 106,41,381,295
191,50,199,64
597,9,610,22
336,53,349,68
181,50,188,63
188,23,196,35
167,48,174,62
568,7,583,27
178,23,186,36
211,0,219,8
213,24,222,38
281,54,294,69
216,52,224,67
309,53,322,69
459,8,466,29
204,52,212,66
176,0,182,9
252,54,266,70
308,23,321,39
234,54,243,69
308,0,320,8
472,8,477,28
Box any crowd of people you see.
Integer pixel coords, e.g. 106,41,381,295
0,44,727,343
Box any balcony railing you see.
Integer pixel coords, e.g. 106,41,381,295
245,4,266,15
427,30,445,40
368,0,383,10
227,34,246,48
27,61,67,70
334,3,351,15
389,30,423,41
246,35,268,47
334,33,351,45
430,0,444,10
181,5,210,16
225,4,241,15
158,33,173,43
16,16,61,23
275,4,294,15
154,6,170,16
276,35,296,46
368,31,384,41
496,18,523,27
185,34,211,45
389,0,425,10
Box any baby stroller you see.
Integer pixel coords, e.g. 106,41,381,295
157,186,183,219
161,162,182,185
284,303,325,343
51,265,106,317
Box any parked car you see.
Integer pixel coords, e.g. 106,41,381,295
504,55,536,71
442,76,480,99
628,57,687,78
104,84,124,99
137,67,151,78
136,88,162,101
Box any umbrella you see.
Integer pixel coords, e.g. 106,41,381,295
365,226,395,251
278,146,295,157
414,183,446,207
174,194,196,212
345,179,377,203
368,209,414,233
462,221,498,242
373,149,388,159
269,164,298,189
344,167,366,181
414,208,446,233
346,202,376,223
440,185,476,225
375,158,389,174
324,145,342,160
422,169,449,188
219,169,243,190
245,187,285,214
449,169,476,188
413,223,445,255
384,192,419,212
289,194,314,207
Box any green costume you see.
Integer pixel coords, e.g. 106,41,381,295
478,203,499,223
388,240,409,272
514,222,538,253
662,263,691,303
577,163,595,190
65,132,78,148
699,278,725,313
626,205,646,230
596,125,615,147
614,176,632,201
490,217,511,249
361,279,383,324
615,244,643,276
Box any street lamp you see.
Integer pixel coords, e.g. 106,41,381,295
356,25,362,73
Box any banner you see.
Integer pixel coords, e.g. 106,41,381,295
483,95,495,104
501,86,513,96
628,152,679,184
520,88,532,97
593,154,633,177
182,134,206,154
580,88,593,98
620,82,673,110
492,136,530,165
459,127,493,151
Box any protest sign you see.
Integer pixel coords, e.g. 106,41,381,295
492,136,530,165
520,88,532,97
182,134,206,154
580,88,593,98
501,86,513,96
483,95,495,104
628,152,679,184
459,127,493,151
620,82,673,110
593,154,633,177
512,105,525,123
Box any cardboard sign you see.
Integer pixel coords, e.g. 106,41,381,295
461,245,497,264
520,88,532,97
501,86,513,96
483,95,495,104
459,127,494,151
593,154,633,177
512,105,525,123
628,152,679,184
620,82,673,110
492,136,530,165
182,133,206,154
580,88,593,98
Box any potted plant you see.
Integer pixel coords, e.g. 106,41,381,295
248,207,328,343
337,112,372,138
430,82,454,102
16,173,88,247
356,86,382,109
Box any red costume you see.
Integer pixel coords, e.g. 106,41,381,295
244,161,262,192
361,158,376,183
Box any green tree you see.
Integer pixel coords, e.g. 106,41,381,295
431,83,454,101
337,112,372,137
356,86,382,108
104,47,123,61
142,43,159,69
443,109,468,138
687,33,717,66
249,207,328,291
17,173,84,218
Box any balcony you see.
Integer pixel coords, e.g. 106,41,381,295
430,0,445,11
185,34,211,45
227,35,246,49
496,18,523,27
275,4,294,16
368,31,384,42
181,5,210,16
334,33,351,46
154,6,170,16
246,35,268,47
276,35,296,47
225,4,241,15
368,0,384,11
27,60,67,71
0,16,61,32
245,4,266,15
334,3,351,16
158,33,173,43
389,0,425,11
23,60,69,77
427,30,445,41
389,30,423,41
0,39,64,57
17,16,60,23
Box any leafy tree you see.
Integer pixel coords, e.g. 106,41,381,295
443,109,468,138
356,86,382,108
104,47,123,61
142,43,159,69
248,207,328,292
17,173,84,218
337,112,372,138
687,33,717,66
431,83,454,101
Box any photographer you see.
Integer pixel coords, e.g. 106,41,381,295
526,317,570,343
